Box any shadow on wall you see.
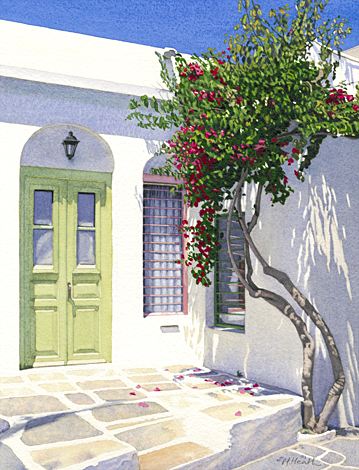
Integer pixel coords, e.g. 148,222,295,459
296,163,359,428
183,208,207,363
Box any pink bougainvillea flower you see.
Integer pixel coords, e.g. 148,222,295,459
287,158,294,166
284,176,288,184
258,139,265,145
220,383,225,387
154,387,161,392
136,385,141,389
213,188,219,193
235,411,242,416
272,138,278,143
138,402,149,408
353,105,359,111
289,29,293,34
292,148,300,154
294,170,299,177
347,95,354,101
214,382,219,385
129,392,136,396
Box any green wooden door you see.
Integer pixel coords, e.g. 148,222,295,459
20,167,112,369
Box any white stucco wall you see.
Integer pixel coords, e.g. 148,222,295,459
0,21,200,373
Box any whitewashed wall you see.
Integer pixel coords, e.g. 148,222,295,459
0,21,200,373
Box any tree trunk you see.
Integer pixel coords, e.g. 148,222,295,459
234,181,345,433
226,174,317,430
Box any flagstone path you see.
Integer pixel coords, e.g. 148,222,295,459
0,363,305,469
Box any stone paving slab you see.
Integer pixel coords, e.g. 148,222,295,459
201,401,263,421
321,438,359,467
30,440,129,470
92,401,168,422
137,441,214,470
115,418,186,451
77,379,126,390
65,392,95,405
0,376,24,384
140,382,181,392
0,395,68,416
128,374,170,383
94,387,147,401
0,442,28,470
21,414,103,446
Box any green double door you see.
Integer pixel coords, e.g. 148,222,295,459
20,168,112,369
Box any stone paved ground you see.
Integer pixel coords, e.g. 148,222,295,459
234,434,359,470
0,363,311,469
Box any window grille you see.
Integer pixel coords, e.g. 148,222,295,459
214,214,245,329
143,183,187,316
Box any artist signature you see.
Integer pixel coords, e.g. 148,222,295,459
278,456,322,466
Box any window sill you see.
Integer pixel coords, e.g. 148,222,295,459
206,326,245,334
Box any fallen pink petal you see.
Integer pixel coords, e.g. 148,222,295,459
177,375,184,379
129,392,136,396
136,385,141,389
138,402,149,408
253,383,259,387
192,386,198,389
235,411,242,416
154,387,161,391
189,374,195,377
239,389,245,394
204,379,213,382
225,382,231,385
164,369,169,371
193,368,201,372
245,388,251,391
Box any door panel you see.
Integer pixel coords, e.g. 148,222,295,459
20,168,112,369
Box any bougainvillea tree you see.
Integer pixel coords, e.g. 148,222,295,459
127,0,359,433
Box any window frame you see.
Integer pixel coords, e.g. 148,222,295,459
214,213,246,330
143,173,188,317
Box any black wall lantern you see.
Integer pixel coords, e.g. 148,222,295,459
62,131,80,159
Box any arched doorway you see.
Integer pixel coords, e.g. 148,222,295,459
20,124,114,369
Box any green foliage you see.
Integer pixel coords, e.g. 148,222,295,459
127,0,358,287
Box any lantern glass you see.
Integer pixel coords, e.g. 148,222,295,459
62,132,80,159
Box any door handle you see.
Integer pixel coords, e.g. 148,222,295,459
67,282,72,299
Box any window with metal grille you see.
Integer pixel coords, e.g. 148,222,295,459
143,183,187,316
214,214,245,329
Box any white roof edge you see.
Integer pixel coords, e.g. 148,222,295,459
0,64,174,100
312,40,359,65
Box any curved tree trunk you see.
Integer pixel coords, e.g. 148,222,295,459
234,180,345,433
226,172,317,430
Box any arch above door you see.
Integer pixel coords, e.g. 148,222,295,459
21,123,114,173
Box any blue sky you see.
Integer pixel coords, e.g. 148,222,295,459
1,0,358,55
